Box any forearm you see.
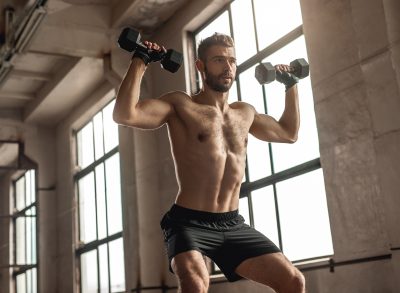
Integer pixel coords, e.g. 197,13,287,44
278,85,300,141
113,58,147,123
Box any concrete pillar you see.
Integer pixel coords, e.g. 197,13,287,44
300,0,400,291
25,127,58,293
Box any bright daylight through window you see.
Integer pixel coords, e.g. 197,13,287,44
13,170,37,293
194,0,333,265
75,100,125,293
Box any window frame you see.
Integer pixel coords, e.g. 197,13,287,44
73,100,125,293
12,169,38,293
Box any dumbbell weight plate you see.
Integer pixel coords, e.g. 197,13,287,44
289,58,309,79
255,62,276,85
118,27,141,52
161,49,183,73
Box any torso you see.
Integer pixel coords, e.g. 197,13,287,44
164,92,255,212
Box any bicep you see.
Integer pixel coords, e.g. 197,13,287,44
117,95,175,129
250,113,293,143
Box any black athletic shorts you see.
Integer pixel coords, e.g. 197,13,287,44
160,204,281,282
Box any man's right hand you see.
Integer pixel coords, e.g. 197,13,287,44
132,41,167,65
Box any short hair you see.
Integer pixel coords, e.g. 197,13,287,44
197,33,235,62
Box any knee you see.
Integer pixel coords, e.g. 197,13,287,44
288,271,306,293
178,274,209,293
279,271,305,293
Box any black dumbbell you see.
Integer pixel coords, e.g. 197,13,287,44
255,58,309,84
118,27,183,73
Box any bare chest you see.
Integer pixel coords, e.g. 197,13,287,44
178,105,252,152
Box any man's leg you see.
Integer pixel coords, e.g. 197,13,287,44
235,252,305,293
171,250,209,293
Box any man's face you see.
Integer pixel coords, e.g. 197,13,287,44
202,45,237,93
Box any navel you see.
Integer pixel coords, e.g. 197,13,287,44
198,133,207,142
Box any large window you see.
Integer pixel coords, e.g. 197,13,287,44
75,100,125,293
13,170,37,293
194,0,333,265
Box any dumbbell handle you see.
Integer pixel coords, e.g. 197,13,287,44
255,58,309,85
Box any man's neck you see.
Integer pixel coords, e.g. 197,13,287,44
194,87,230,112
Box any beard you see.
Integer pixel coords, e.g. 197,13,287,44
204,66,234,93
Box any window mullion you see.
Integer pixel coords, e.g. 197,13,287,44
250,0,260,52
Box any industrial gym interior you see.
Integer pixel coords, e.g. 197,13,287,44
0,0,399,292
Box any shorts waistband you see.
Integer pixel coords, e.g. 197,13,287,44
169,204,239,222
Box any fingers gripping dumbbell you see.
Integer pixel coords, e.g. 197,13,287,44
118,27,183,73
255,58,310,85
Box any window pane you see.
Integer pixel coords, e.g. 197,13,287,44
263,36,319,172
96,164,107,239
103,101,119,153
27,210,37,264
16,177,25,210
252,186,280,248
78,122,95,169
29,170,36,204
16,273,26,293
228,81,238,104
231,0,257,64
239,197,250,224
26,269,32,293
16,217,26,264
254,0,302,50
109,238,125,292
195,11,231,47
78,172,97,243
105,154,122,235
239,66,272,181
26,216,32,264
32,268,37,293
93,112,105,160
99,244,109,293
81,250,98,293
25,172,32,206
276,169,334,261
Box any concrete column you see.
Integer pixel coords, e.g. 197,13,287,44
118,125,140,291
25,126,58,293
55,125,76,293
300,0,399,291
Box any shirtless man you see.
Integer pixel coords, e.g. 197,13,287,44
113,33,305,293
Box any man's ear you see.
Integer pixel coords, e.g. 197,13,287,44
195,59,205,73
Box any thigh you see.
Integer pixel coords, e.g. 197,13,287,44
235,252,299,290
172,250,209,280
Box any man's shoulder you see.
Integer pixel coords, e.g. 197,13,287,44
160,90,192,104
229,101,256,113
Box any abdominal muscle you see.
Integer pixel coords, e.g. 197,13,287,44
172,143,246,213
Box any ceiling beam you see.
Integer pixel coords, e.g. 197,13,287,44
23,57,81,121
0,92,35,101
111,0,145,28
10,69,51,81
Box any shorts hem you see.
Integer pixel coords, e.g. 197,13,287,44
223,247,282,282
